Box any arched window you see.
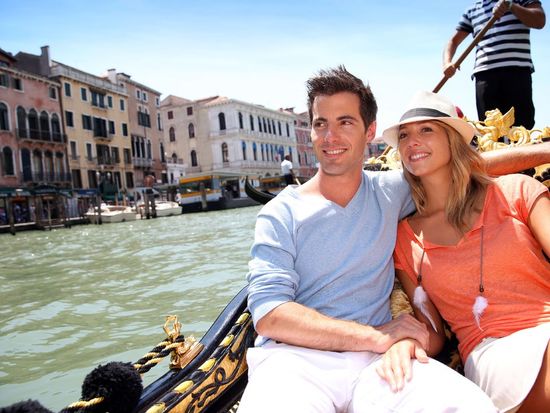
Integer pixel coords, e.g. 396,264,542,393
258,116,262,132
2,147,14,175
190,150,198,167
278,146,284,161
278,121,282,136
249,114,254,131
218,112,226,130
0,103,9,131
253,142,257,161
55,152,64,178
267,119,272,134
51,114,61,141
17,106,27,138
169,127,176,142
171,152,177,163
188,123,195,138
222,142,229,163
160,143,165,163
262,118,267,133
28,109,39,138
261,143,265,161
40,111,50,140
241,141,247,161
21,148,32,181
238,112,243,129
286,123,290,137
33,149,43,180
44,151,54,181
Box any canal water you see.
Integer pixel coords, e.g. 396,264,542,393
0,205,261,410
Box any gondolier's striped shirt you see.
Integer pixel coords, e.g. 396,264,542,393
457,0,541,75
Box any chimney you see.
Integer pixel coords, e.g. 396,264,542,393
105,68,117,83
40,45,51,76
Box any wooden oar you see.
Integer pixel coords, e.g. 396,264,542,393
433,13,500,93
377,12,500,156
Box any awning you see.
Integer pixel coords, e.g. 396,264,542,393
0,188,32,197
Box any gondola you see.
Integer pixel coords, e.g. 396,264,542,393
2,111,548,413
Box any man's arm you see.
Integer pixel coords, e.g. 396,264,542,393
256,301,429,353
493,0,546,29
482,142,550,176
443,30,469,78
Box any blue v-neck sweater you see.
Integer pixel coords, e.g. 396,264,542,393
247,170,414,346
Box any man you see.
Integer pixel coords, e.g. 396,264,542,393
239,66,499,412
443,0,546,129
281,154,295,185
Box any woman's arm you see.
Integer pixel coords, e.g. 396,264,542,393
528,192,550,257
482,142,550,176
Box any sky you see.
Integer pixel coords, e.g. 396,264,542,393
2,0,549,138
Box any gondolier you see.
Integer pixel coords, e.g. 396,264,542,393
443,0,546,128
280,155,294,185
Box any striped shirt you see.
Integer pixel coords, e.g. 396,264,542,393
457,0,541,74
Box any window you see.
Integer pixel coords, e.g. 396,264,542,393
119,99,125,111
72,169,82,188
169,127,176,142
241,141,247,161
286,123,290,137
222,142,229,163
64,82,71,97
2,147,14,175
218,112,226,130
51,114,62,141
108,120,115,135
258,116,262,132
188,123,195,138
126,171,134,188
167,111,173,120
111,147,120,163
81,87,87,101
190,150,198,167
122,123,128,136
86,143,93,160
157,113,162,130
278,121,282,136
142,92,148,102
0,73,8,88
91,91,106,108
253,142,257,161
0,103,9,131
39,111,50,140
28,109,39,138
17,107,27,138
136,90,141,99
107,96,113,108
250,115,254,131
123,148,131,164
65,111,74,127
160,143,165,163
13,78,22,90
49,87,57,99
187,106,193,116
137,110,151,127
82,114,92,130
267,119,272,134
70,141,77,159
155,97,160,107
93,117,107,137
238,112,243,129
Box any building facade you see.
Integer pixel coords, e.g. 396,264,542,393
106,70,163,187
284,109,316,179
160,95,298,180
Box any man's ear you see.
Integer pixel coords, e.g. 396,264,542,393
366,121,377,144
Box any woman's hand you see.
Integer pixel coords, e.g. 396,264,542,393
376,338,429,392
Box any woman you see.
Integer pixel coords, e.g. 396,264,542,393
379,91,550,413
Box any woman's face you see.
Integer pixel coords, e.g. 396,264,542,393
397,120,451,178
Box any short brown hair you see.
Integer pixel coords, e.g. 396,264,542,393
306,65,377,129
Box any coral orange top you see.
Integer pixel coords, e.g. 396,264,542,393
394,174,550,361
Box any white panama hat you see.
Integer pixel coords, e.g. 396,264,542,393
381,91,477,148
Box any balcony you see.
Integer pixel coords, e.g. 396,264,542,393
132,157,153,168
22,171,72,184
97,157,116,166
17,128,67,143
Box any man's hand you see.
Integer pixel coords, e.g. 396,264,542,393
376,339,429,392
443,62,458,78
369,313,429,353
493,0,511,19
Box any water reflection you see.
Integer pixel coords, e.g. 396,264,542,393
0,206,259,410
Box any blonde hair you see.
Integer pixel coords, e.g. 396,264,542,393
403,121,492,233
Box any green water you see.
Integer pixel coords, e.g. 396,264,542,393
0,206,260,410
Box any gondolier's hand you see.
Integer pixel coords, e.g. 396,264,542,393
493,0,511,19
376,339,428,392
443,62,459,78
370,313,429,353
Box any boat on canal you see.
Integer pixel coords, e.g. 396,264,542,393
85,204,138,224
177,173,260,213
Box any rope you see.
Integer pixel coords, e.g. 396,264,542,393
61,315,189,412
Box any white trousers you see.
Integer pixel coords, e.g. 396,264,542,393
238,342,497,413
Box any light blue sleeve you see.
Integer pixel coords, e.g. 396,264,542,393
246,203,300,328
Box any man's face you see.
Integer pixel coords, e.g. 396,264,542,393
311,92,375,178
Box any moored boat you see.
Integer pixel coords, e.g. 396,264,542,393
177,173,260,213
86,204,138,224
